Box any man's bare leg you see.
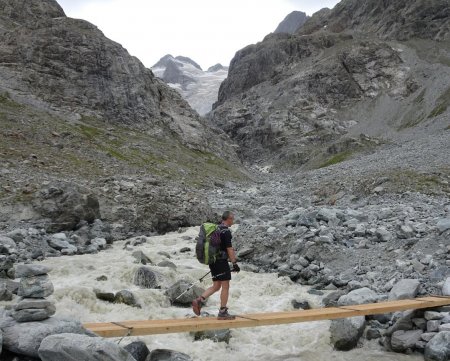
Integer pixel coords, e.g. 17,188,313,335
220,280,230,308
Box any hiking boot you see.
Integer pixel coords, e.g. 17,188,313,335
217,307,236,320
192,297,205,316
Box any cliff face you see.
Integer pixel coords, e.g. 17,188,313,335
211,0,450,166
0,0,236,158
274,11,309,35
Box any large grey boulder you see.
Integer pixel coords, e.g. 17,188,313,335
388,279,420,300
1,316,92,358
337,287,379,306
424,331,450,361
147,349,192,361
329,316,366,350
166,280,204,305
12,298,56,322
114,290,141,308
38,333,136,361
15,264,52,278
437,219,450,233
0,283,13,301
391,330,423,352
18,275,54,298
192,328,231,343
123,341,149,361
133,267,160,289
0,236,17,254
443,277,450,296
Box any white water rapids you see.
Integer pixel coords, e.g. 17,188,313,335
36,227,421,361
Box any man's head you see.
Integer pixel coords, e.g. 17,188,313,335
221,210,234,227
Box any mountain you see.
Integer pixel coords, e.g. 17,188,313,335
274,11,309,34
0,0,245,235
152,55,229,115
211,0,450,170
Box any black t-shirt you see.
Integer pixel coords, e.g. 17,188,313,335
219,225,232,251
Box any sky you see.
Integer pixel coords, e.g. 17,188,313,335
57,0,340,70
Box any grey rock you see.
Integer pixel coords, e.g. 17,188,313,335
166,280,204,305
439,324,450,332
274,11,309,34
237,247,254,258
192,328,231,343
391,330,423,352
147,349,192,361
412,318,427,330
123,341,149,361
425,311,444,321
428,320,441,333
375,228,393,242
0,283,13,301
330,316,366,351
338,287,378,306
157,260,177,270
443,277,450,296
115,290,141,308
366,328,381,340
38,333,136,361
424,331,450,361
132,251,152,265
421,332,437,342
15,264,52,278
0,236,17,254
179,247,190,253
11,305,56,322
6,229,28,242
388,279,420,300
291,300,311,310
94,289,116,303
18,275,54,298
91,237,107,250
2,317,91,358
133,267,160,289
437,219,450,233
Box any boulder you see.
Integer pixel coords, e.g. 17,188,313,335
375,227,393,242
0,236,17,254
90,238,107,250
391,330,423,352
437,219,450,233
32,182,100,232
94,289,116,303
38,333,136,361
337,287,379,306
166,280,204,305
12,298,56,322
123,341,149,361
428,320,441,332
47,234,71,251
388,279,420,300
192,328,231,343
443,277,450,296
424,331,450,361
147,349,192,361
329,316,366,351
115,290,141,308
15,264,52,278
0,283,13,301
133,267,160,289
1,316,92,358
18,275,54,298
157,260,177,270
425,311,444,321
132,251,152,265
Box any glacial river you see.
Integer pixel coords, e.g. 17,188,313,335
39,227,421,361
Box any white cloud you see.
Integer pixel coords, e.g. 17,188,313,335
57,0,340,70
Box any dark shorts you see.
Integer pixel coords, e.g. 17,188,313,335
209,259,231,281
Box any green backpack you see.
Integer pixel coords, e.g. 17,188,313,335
196,223,226,265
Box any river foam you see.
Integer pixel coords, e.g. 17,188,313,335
38,227,421,361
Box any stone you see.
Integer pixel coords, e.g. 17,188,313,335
291,300,311,310
132,251,152,265
133,267,160,289
166,280,204,305
11,307,56,322
179,247,191,253
0,283,13,301
388,279,420,300
237,247,254,258
94,289,116,303
115,290,141,308
91,237,107,250
15,264,52,278
192,328,231,343
391,330,423,352
412,318,427,330
425,311,444,321
443,277,450,296
7,229,28,242
422,333,438,342
316,208,338,222
0,236,17,254
330,316,366,351
437,219,450,233
18,275,54,298
38,333,136,361
123,341,149,361
1,316,92,358
428,320,441,332
338,287,379,306
323,290,346,307
439,324,450,332
366,328,381,340
147,349,192,361
375,228,393,242
157,260,177,270
424,331,450,361
47,234,71,251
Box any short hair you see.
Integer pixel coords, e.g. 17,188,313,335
222,210,234,221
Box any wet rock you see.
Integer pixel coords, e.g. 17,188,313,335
96,275,108,281
291,300,311,310
115,290,141,308
12,298,56,322
15,264,52,278
338,287,378,306
157,260,177,270
38,333,136,361
123,341,149,361
330,316,366,351
388,279,420,300
179,247,191,253
18,275,54,298
147,349,192,361
133,267,160,289
166,280,204,305
192,328,231,343
94,289,116,303
90,238,107,250
424,331,450,361
323,290,346,307
1,316,91,358
132,251,152,265
391,330,423,352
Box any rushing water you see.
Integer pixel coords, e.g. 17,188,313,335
36,227,421,361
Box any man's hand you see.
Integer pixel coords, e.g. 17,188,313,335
232,263,240,273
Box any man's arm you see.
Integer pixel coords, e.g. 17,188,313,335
226,247,237,264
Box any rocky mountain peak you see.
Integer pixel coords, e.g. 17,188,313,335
174,56,202,71
152,54,175,68
207,64,227,72
274,10,309,34
0,0,65,27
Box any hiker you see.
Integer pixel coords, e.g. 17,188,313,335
192,211,240,320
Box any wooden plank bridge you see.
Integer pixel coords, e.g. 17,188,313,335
84,296,450,338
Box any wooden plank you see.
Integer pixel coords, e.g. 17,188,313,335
84,296,450,338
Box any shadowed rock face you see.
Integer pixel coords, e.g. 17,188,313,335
211,0,450,165
274,11,309,35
